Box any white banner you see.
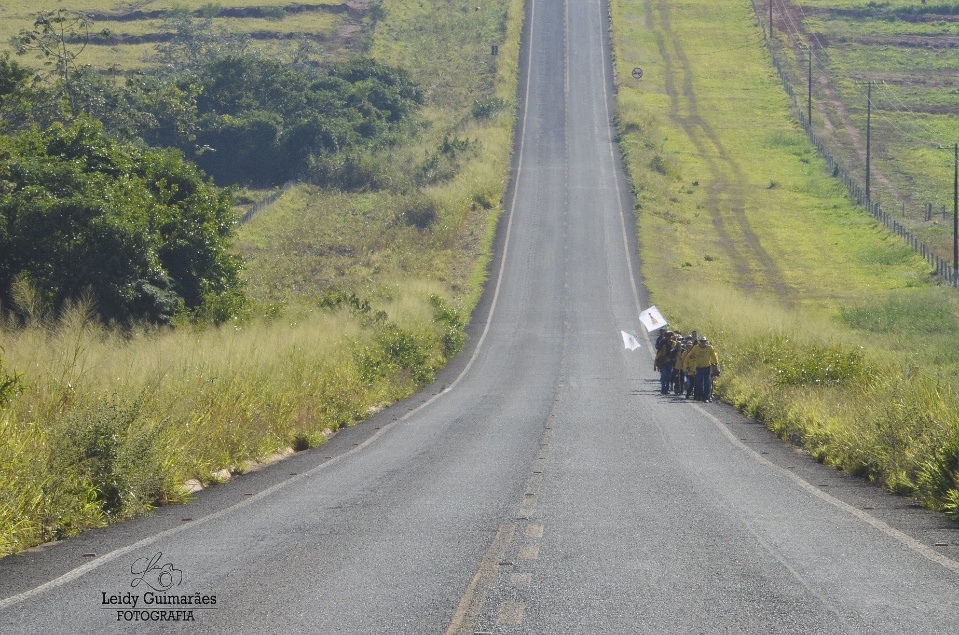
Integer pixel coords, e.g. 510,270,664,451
639,306,668,332
621,331,642,351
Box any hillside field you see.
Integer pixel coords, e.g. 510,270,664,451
3,0,959,557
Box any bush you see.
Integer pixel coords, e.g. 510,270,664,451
416,136,477,185
0,118,245,326
185,54,424,187
356,322,434,386
310,148,398,191
47,399,171,523
430,294,466,357
471,96,509,119
397,194,440,230
318,288,372,314
746,335,866,388
916,435,959,515
377,324,433,384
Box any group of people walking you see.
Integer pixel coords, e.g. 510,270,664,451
654,329,720,402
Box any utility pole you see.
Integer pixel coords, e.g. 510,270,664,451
856,80,884,205
769,0,773,38
865,81,872,204
954,143,958,274
807,47,813,129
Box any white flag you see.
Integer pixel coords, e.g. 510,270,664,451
621,331,642,351
639,306,668,332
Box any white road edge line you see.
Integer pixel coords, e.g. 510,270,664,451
0,0,540,613
596,0,959,579
696,403,959,577
598,0,648,350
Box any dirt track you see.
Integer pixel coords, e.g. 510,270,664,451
645,0,795,302
769,0,959,261
772,0,904,203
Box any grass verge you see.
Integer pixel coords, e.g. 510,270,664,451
611,0,959,517
0,0,523,557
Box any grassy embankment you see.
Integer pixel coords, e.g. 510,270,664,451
0,0,524,557
610,0,959,516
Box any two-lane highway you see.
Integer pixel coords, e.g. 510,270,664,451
3,0,959,632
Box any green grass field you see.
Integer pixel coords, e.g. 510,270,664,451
612,0,959,515
765,0,959,258
1,0,354,71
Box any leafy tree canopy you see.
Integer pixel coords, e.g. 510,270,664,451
188,55,424,187
5,11,425,190
0,118,244,325
0,11,425,328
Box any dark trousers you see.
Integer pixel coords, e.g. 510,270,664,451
659,362,674,394
695,367,713,401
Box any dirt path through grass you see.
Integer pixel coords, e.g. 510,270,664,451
774,0,902,202
647,0,794,301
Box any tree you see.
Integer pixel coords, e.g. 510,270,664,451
13,10,110,110
193,111,285,187
0,118,244,325
0,53,31,98
326,57,423,125
186,54,424,187
149,8,249,76
0,52,60,135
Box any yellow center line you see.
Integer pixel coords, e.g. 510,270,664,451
444,524,517,635
519,545,541,560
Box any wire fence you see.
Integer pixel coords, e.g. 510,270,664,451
239,181,296,225
750,3,959,288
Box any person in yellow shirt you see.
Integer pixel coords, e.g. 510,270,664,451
680,332,698,398
686,336,719,402
671,335,687,394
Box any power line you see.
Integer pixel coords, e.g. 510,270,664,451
762,0,959,172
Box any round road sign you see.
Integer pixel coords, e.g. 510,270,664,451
632,67,643,79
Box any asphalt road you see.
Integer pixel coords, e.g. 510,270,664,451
3,0,959,632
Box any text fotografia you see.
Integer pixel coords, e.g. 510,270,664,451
99,552,217,623
113,609,198,622
101,590,217,622
101,592,217,623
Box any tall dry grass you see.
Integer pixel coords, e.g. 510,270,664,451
655,279,959,517
0,291,467,555
611,0,959,520
1,0,523,556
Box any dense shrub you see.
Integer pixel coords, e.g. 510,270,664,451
397,194,441,230
0,118,244,325
416,136,477,186
47,399,170,524
430,293,466,357
471,96,509,119
188,55,424,187
744,335,866,387
356,323,434,386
